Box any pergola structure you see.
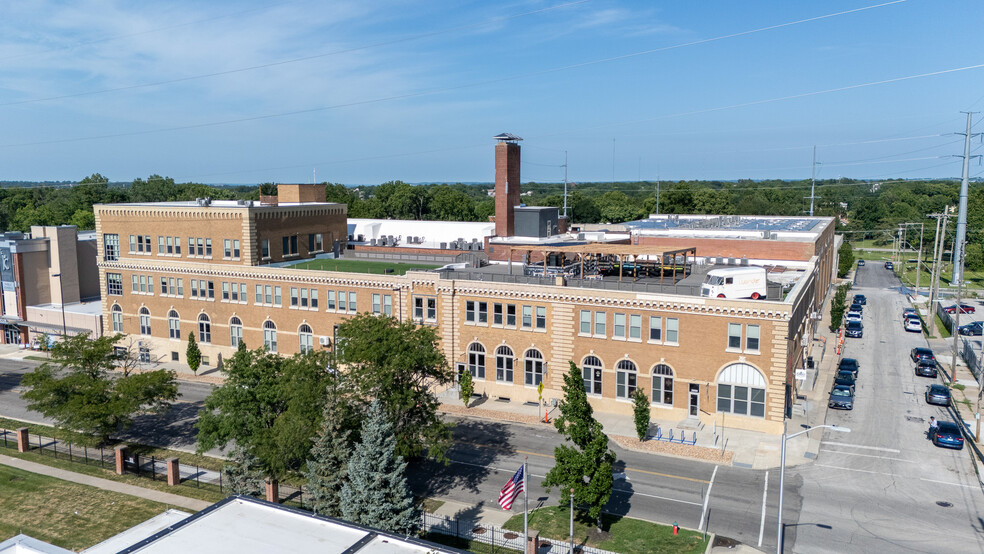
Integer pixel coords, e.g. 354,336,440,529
507,243,697,284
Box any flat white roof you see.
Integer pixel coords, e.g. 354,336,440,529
0,535,73,554
83,510,190,554
348,218,494,249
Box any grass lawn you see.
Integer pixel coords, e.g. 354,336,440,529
504,506,707,554
289,258,441,275
421,532,521,554
0,463,169,550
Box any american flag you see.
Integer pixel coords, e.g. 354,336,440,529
498,465,525,510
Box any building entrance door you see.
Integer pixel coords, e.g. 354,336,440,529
3,325,19,345
689,384,699,416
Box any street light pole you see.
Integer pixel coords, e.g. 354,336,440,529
52,273,67,339
777,424,850,553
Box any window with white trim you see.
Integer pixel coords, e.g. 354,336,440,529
168,310,180,339
104,234,119,261
629,314,641,340
467,342,486,379
716,363,766,417
139,307,151,335
107,273,123,296
521,305,533,329
299,324,313,354
582,356,602,395
651,364,674,406
648,316,662,342
263,320,277,352
495,345,514,383
594,311,606,337
579,310,591,335
535,306,546,330
198,313,211,343
524,349,544,386
746,325,760,352
728,323,742,350
666,318,679,344
613,313,626,339
111,305,123,332
616,359,637,399
230,317,243,348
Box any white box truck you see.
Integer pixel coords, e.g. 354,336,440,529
700,267,768,300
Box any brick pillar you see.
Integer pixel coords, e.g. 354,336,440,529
165,457,180,486
265,479,279,503
526,529,539,554
15,427,29,453
114,445,129,475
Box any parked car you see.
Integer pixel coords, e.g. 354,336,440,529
914,360,938,378
850,302,863,313
829,385,855,410
958,321,984,336
838,358,859,378
944,304,976,314
846,311,862,323
885,261,894,270
857,259,865,267
835,369,856,388
911,347,936,363
845,320,863,338
902,307,918,319
931,421,964,450
926,384,951,406
852,294,867,305
904,317,922,333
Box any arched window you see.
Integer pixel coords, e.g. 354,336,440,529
138,307,151,335
616,359,637,399
582,356,602,395
263,320,277,352
111,305,123,333
651,364,674,406
229,317,243,348
198,313,211,343
716,363,767,418
524,348,544,387
299,324,313,354
495,345,514,383
467,343,486,379
168,310,180,339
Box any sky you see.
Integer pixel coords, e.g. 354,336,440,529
1,0,983,186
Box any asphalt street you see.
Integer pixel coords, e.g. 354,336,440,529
787,263,984,553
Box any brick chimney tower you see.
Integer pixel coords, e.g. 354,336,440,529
493,133,522,237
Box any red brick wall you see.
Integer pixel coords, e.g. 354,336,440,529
494,142,521,237
633,236,815,261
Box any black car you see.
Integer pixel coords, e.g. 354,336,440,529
829,385,854,410
845,320,863,338
911,347,935,364
849,302,863,313
852,294,867,306
914,360,938,378
926,384,951,406
885,261,894,270
857,259,865,266
958,321,984,336
932,421,964,450
838,358,859,378
835,370,856,389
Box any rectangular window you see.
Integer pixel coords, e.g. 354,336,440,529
139,275,147,293
196,238,204,256
283,236,298,256
746,325,760,352
466,301,476,323
188,237,195,255
414,297,424,319
160,277,168,295
649,316,662,341
239,283,247,302
506,304,516,327
594,311,606,336
168,277,176,295
166,236,174,254
176,278,183,296
107,273,123,295
205,238,212,257
327,291,336,311
521,305,532,329
535,306,546,330
174,237,180,255
666,318,679,344
143,235,150,252
291,287,300,307
383,294,392,316
147,276,154,294
261,239,270,258
613,313,626,339
427,298,437,320
372,294,381,314
274,286,282,305
131,275,139,293
104,234,120,261
313,233,323,252
728,323,742,350
255,285,263,304
222,282,230,301
629,314,641,340
580,310,591,334
264,285,272,304
158,236,165,254
190,279,199,298
206,280,215,299
128,235,136,253
493,303,503,325
348,292,356,312
224,239,232,258
338,291,346,312
233,239,240,258
301,288,309,308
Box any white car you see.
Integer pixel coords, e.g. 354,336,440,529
904,317,922,333
845,310,862,323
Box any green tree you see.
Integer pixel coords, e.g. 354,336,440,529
542,361,616,528
829,283,851,332
186,332,201,375
428,185,475,221
837,240,855,278
20,333,178,444
196,347,333,480
458,367,474,408
335,313,454,461
632,389,650,441
223,445,265,497
339,400,418,535
305,398,354,518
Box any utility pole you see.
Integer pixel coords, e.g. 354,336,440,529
927,211,949,338
952,112,978,284
950,241,966,386
806,146,820,216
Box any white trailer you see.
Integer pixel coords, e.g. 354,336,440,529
700,267,768,300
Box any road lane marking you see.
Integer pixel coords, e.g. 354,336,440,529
458,441,710,484
818,449,915,463
820,441,900,453
446,458,703,506
919,477,981,490
698,465,718,531
758,470,768,548
815,463,892,476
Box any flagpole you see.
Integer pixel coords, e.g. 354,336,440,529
523,457,528,553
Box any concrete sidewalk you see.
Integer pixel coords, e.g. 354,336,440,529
0,453,211,511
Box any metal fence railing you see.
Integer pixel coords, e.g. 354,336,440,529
421,512,617,554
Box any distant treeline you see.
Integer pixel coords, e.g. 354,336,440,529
3,173,981,267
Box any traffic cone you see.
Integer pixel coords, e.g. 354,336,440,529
543,411,550,423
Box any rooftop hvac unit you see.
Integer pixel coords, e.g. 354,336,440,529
318,336,332,346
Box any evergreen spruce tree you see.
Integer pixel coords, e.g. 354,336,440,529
632,389,650,441
340,400,418,535
305,398,353,518
542,361,616,529
458,368,474,408
223,445,265,497
186,332,201,375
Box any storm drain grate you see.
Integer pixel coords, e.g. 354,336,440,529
937,501,953,508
